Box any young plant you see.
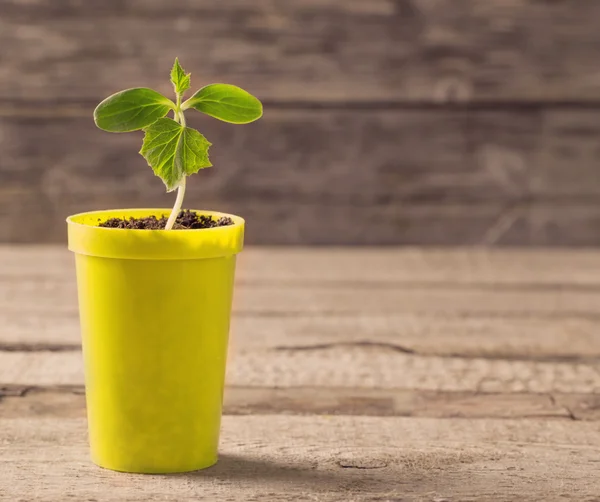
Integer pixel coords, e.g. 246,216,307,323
93,58,263,230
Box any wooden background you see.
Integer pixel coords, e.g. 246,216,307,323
2,0,600,245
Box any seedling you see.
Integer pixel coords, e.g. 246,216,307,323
93,58,263,230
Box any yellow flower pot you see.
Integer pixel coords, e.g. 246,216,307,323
67,209,244,473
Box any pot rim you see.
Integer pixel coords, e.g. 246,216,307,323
66,208,244,231
67,208,245,260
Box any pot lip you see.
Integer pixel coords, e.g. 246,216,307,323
67,208,245,260
66,208,245,231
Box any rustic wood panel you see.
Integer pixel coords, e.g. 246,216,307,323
7,308,600,365
3,0,600,103
0,385,593,421
4,348,600,393
3,416,600,501
0,108,542,244
5,246,600,286
2,248,600,499
533,110,600,197
233,315,600,363
3,105,600,245
4,273,600,323
2,248,599,392
5,313,600,364
4,248,600,365
526,203,600,247
3,1,600,246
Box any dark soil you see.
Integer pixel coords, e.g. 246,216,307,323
98,210,234,230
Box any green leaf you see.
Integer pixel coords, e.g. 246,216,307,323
139,117,212,191
94,88,175,133
170,57,191,96
182,84,263,124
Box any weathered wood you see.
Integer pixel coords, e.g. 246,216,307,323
2,416,600,501
4,248,600,365
233,315,600,363
3,385,596,421
5,3,600,246
7,313,600,364
6,246,600,286
0,109,538,244
534,110,600,197
1,247,600,500
3,348,600,393
525,202,600,247
3,0,600,103
3,275,600,318
3,107,600,244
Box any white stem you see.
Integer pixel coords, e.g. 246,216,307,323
164,99,187,230
165,176,186,230
178,109,186,126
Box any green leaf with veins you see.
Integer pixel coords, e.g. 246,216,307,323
182,84,263,124
139,117,212,191
93,58,262,214
170,57,191,96
93,88,175,132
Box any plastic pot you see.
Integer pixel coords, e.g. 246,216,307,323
67,208,244,473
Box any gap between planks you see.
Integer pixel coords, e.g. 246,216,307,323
0,386,598,422
3,310,600,363
3,348,600,394
3,339,600,365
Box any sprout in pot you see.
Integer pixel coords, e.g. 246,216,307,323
93,58,262,230
65,58,262,474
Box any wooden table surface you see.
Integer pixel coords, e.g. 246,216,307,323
2,246,600,501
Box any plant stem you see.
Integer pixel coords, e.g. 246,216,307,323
165,94,187,230
165,176,186,230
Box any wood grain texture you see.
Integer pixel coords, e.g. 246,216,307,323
3,0,600,103
2,106,600,244
7,312,600,364
4,385,599,421
0,109,538,244
3,247,600,365
2,416,600,501
1,248,599,392
4,246,600,285
1,247,600,500
3,348,600,393
5,265,600,315
533,110,600,197
4,1,600,245
4,275,600,318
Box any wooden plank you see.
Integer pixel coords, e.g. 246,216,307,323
6,246,600,287
3,348,600,394
5,5,600,246
4,108,600,245
234,285,600,318
6,312,600,364
2,416,600,501
3,248,600,363
4,0,600,103
526,203,600,248
3,385,595,421
2,275,600,318
0,109,537,244
231,315,600,363
534,110,600,197
0,198,526,245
